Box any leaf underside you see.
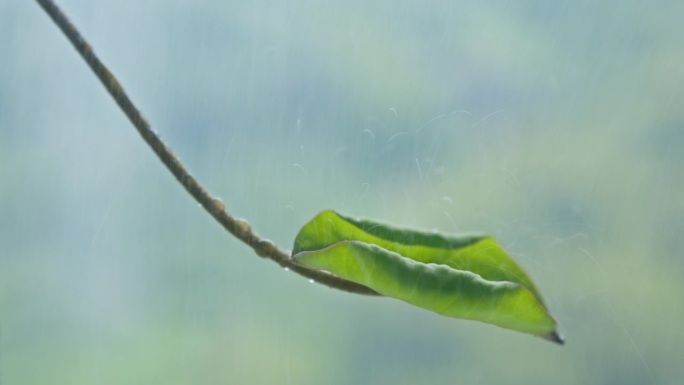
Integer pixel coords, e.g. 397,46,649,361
292,210,562,343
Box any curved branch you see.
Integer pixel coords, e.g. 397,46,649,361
35,0,378,296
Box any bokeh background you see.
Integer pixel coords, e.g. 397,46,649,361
2,0,683,384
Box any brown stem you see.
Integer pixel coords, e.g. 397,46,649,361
35,0,378,296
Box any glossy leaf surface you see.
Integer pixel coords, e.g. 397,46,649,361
293,210,561,342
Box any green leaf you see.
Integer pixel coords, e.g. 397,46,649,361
292,210,562,343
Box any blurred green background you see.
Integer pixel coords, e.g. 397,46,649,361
2,0,683,384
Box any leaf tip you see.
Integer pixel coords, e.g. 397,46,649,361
543,331,565,345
